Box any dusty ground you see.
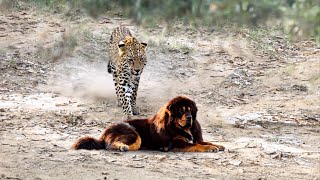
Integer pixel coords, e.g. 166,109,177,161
0,5,320,180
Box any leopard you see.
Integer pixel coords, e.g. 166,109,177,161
107,26,147,117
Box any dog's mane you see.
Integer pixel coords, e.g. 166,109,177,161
153,96,193,133
72,95,224,152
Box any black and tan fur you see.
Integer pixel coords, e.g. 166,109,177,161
72,96,225,152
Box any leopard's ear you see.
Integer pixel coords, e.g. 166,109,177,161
141,42,147,48
118,41,126,51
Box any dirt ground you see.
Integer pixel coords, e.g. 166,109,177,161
0,5,320,180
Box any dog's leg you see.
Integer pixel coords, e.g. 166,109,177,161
197,141,225,151
110,141,130,151
190,120,224,151
172,137,221,152
109,134,141,151
160,141,172,152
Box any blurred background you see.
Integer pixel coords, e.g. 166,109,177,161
1,0,319,46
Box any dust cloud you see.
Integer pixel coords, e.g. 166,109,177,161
42,58,116,102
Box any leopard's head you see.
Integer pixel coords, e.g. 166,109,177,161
118,36,147,75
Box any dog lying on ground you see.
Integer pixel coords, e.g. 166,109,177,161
72,96,225,152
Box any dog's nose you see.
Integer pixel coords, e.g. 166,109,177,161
186,116,192,127
186,121,191,127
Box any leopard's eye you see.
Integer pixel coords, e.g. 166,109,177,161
128,58,133,62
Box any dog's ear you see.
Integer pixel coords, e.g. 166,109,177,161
167,103,173,114
167,98,180,115
164,110,173,127
167,104,172,112
190,100,198,121
156,106,172,131
167,102,179,121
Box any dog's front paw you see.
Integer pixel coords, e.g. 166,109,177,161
206,145,219,153
118,145,129,152
160,147,170,152
216,145,225,151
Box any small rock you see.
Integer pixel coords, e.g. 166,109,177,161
55,103,68,106
127,164,144,168
291,85,308,92
271,152,293,159
229,159,242,166
271,153,282,160
293,157,312,166
263,149,276,155
158,155,167,161
245,140,260,148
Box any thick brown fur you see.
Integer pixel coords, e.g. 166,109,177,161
72,96,225,152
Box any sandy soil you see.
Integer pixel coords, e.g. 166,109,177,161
0,5,319,180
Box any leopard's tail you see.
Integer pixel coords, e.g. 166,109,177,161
72,137,106,150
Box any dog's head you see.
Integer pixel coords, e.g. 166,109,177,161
155,96,198,141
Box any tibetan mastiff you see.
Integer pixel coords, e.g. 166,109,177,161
72,96,225,152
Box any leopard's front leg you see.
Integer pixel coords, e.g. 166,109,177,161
131,74,141,115
113,73,122,107
108,61,121,107
117,70,134,117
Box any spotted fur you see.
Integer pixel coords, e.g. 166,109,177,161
107,26,147,117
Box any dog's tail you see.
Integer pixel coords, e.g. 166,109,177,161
72,137,106,150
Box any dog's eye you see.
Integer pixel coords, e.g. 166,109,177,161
179,109,184,115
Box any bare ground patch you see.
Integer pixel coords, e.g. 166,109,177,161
0,6,319,180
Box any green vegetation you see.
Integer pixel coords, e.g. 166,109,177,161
3,0,320,46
